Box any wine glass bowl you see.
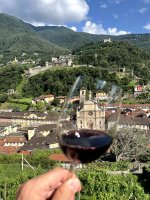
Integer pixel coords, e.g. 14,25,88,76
59,129,113,164
57,76,122,165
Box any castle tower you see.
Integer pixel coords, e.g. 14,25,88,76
89,91,92,100
80,88,86,103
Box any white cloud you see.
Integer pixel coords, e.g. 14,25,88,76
82,21,106,34
143,0,150,3
82,21,130,35
0,0,89,25
110,0,124,4
30,21,46,27
139,7,148,13
113,13,119,19
70,26,77,31
143,23,150,30
100,4,107,8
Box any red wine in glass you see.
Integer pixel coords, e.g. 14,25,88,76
59,129,113,164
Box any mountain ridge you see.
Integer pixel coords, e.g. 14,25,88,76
0,13,150,57
0,13,69,57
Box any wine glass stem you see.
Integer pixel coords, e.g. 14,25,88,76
69,164,80,200
69,163,75,172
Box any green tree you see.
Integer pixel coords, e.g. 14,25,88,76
78,165,150,200
112,127,150,162
35,101,45,111
51,98,60,107
0,93,8,103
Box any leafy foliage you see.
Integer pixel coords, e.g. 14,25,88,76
0,65,24,93
74,41,150,84
78,166,150,200
112,127,150,162
0,93,8,103
0,151,149,199
23,67,122,97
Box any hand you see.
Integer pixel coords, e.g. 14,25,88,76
16,167,81,200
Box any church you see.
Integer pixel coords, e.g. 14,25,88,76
76,89,106,130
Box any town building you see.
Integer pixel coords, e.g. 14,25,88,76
18,132,58,154
0,111,58,127
103,38,112,43
32,94,54,104
0,132,27,154
76,100,105,130
55,96,67,104
96,92,108,101
0,122,17,136
107,110,150,131
2,133,27,147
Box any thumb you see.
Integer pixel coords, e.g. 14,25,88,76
52,177,81,200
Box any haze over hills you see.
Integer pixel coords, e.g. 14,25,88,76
0,13,150,57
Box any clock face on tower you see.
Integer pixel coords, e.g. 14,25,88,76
88,111,93,116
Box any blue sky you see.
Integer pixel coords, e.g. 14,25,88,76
0,0,150,35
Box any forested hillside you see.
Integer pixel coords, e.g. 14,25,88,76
22,40,150,97
74,41,150,68
0,40,149,97
34,26,150,51
23,66,143,98
0,65,24,93
0,13,150,61
23,67,120,97
116,34,150,52
0,13,69,61
74,41,150,83
34,25,108,49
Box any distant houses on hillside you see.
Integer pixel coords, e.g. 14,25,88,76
25,54,74,77
32,94,54,104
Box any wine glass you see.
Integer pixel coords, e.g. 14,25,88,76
56,76,122,197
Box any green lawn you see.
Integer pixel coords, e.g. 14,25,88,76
8,97,32,104
15,75,25,94
0,102,28,111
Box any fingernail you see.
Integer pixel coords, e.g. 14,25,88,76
67,178,81,192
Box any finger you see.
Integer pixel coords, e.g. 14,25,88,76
29,168,73,198
35,167,72,184
52,177,81,200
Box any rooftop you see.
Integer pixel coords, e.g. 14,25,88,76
49,153,70,162
18,132,57,152
0,146,20,154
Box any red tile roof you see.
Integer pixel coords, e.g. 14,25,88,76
0,146,20,154
4,136,27,143
49,154,71,162
0,139,4,146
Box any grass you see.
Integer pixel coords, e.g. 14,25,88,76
122,99,148,104
16,74,26,94
8,97,32,104
0,102,28,111
0,164,37,179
